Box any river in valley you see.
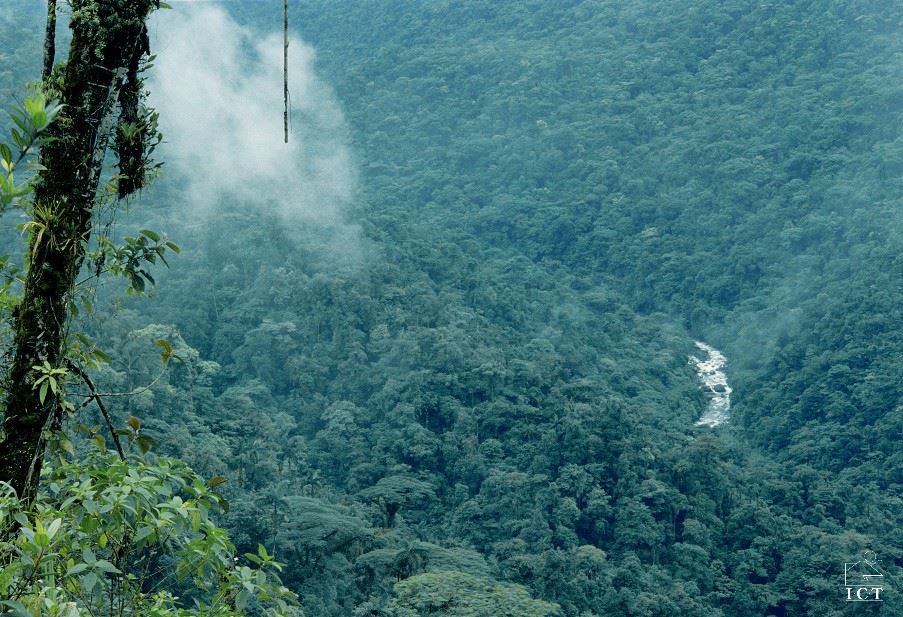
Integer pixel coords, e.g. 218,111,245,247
690,341,731,427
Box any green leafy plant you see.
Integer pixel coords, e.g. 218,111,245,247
30,361,68,406
0,446,300,617
92,231,180,296
0,89,61,211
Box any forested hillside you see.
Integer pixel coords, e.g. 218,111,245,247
2,1,902,616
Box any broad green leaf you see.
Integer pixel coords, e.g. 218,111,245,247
33,531,49,548
135,435,156,454
207,475,227,488
81,571,99,593
139,228,160,242
135,526,154,542
94,559,121,574
0,600,29,617
31,110,48,130
47,517,61,539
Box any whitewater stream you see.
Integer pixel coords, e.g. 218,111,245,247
690,341,731,427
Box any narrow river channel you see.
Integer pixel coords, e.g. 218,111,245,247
690,341,731,427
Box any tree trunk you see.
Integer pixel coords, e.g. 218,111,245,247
41,0,56,81
0,0,157,504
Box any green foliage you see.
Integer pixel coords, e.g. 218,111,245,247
0,89,60,210
29,361,68,405
92,231,180,296
358,476,435,528
377,570,560,617
0,447,299,617
0,1,896,616
0,89,62,211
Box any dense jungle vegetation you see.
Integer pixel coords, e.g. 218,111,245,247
1,1,902,615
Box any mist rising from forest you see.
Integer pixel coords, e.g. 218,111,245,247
149,5,358,239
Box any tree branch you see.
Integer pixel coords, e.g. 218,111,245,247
66,362,125,460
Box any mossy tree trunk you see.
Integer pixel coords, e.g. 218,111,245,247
0,0,158,504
